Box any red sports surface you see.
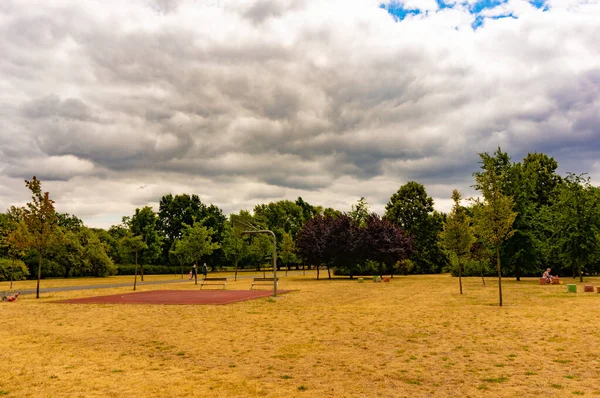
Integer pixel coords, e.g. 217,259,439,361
56,289,291,305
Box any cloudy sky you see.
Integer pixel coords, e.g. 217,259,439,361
1,0,599,229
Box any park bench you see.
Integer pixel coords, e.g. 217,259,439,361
251,277,279,290
200,277,228,289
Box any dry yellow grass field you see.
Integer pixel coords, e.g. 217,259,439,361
2,273,600,397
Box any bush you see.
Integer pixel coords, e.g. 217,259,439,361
116,264,180,275
395,259,415,275
0,258,30,281
445,258,494,277
334,260,395,277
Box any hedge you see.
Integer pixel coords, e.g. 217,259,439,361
0,258,30,281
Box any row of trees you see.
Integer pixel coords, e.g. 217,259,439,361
296,212,413,279
438,149,600,305
2,149,600,302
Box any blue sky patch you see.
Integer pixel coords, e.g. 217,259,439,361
530,0,550,11
380,3,421,21
471,15,485,29
382,0,545,29
437,0,454,10
469,0,508,14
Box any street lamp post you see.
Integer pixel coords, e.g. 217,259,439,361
242,230,277,297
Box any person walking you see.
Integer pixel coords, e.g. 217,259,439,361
202,262,208,278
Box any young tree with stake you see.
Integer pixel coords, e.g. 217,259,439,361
171,223,220,285
439,190,475,294
21,177,58,299
471,156,517,306
119,233,148,290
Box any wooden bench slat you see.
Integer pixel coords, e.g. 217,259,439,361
200,277,228,290
250,277,279,290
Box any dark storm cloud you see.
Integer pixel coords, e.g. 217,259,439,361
1,0,599,227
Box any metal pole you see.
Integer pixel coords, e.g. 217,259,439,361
272,231,277,297
242,230,277,297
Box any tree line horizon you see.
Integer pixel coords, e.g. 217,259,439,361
1,148,600,303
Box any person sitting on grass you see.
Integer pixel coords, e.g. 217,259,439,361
543,268,553,284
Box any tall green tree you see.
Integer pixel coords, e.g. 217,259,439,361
501,152,562,280
170,223,220,285
78,227,116,277
279,232,298,275
384,181,446,273
253,200,305,242
551,173,599,281
106,223,128,264
222,216,249,280
22,176,58,298
349,197,370,227
247,234,273,275
56,213,84,232
1,209,29,288
471,154,517,306
157,194,204,247
439,190,475,294
50,228,85,278
157,194,227,269
128,206,162,280
295,197,322,222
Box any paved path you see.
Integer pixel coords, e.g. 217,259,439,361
18,278,191,295
16,271,307,295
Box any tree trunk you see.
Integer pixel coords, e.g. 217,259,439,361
317,265,320,280
285,262,288,277
496,247,502,307
133,251,138,290
234,256,238,281
481,264,486,286
327,265,331,279
303,263,305,276
181,265,183,279
194,262,198,285
578,258,583,282
458,257,463,295
36,250,42,299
